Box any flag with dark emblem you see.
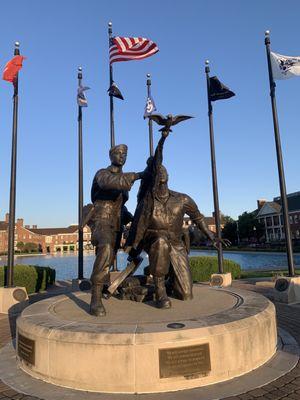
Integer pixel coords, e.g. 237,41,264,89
109,36,159,64
209,76,235,101
108,81,124,100
144,95,156,118
271,51,300,79
77,85,90,107
2,55,26,83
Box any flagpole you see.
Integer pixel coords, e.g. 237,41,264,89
108,21,118,271
265,30,295,277
146,73,154,156
77,67,84,280
205,60,224,274
108,21,115,148
6,42,20,287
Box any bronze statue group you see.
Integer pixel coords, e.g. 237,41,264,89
84,117,227,317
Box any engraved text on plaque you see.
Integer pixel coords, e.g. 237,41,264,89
18,333,35,365
159,343,211,378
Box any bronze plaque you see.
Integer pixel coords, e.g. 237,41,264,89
275,278,290,292
18,333,35,365
13,288,27,302
159,343,211,379
211,275,224,287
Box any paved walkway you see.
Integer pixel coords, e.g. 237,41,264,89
0,280,300,400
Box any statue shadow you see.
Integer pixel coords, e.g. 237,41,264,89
64,290,161,315
65,291,90,314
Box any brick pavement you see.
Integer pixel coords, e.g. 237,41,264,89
0,281,300,400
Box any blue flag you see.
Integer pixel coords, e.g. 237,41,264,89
144,95,156,119
77,85,90,107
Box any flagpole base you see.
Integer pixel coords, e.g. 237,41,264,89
0,287,28,314
273,276,300,304
210,272,232,288
71,279,92,292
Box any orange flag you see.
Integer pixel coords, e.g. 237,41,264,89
2,55,25,83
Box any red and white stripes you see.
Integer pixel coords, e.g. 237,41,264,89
109,37,159,64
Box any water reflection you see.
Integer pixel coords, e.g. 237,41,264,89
0,249,299,281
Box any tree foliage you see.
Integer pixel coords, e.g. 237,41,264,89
237,212,264,242
222,217,238,244
16,242,39,253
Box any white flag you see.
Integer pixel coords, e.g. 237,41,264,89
271,51,300,80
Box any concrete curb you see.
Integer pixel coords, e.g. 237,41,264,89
0,327,298,400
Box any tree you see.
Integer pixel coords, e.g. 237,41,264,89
238,212,264,242
16,241,25,252
23,242,39,253
222,217,238,244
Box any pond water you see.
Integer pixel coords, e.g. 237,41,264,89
0,249,299,281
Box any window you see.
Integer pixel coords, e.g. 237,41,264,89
266,217,272,227
289,216,293,224
273,216,279,226
294,215,299,224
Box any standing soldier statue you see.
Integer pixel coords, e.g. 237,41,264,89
84,144,142,316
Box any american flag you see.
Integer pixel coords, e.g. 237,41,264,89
109,37,159,64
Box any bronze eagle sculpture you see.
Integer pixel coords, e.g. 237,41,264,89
148,113,193,132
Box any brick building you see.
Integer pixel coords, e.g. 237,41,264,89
30,225,92,253
183,213,224,233
0,214,45,253
256,191,300,242
0,213,92,254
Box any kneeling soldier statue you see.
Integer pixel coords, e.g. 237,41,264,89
126,125,227,309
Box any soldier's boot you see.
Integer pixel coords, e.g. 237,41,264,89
90,284,106,316
154,277,172,309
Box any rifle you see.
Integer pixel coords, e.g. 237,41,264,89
108,255,143,295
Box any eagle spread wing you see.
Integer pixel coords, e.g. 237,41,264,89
148,113,167,126
171,115,193,126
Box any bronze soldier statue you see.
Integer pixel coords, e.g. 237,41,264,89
126,129,225,309
86,144,142,316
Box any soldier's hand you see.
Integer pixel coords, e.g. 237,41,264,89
161,129,169,138
221,238,231,247
211,238,231,249
135,172,145,180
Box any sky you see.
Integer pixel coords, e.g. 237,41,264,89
1,0,300,227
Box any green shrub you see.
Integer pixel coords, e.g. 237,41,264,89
189,256,241,282
0,265,56,294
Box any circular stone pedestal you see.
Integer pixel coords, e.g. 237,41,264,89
16,285,277,394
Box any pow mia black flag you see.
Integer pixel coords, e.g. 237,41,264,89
108,81,124,100
209,76,235,101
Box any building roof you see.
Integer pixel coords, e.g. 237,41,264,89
29,225,79,236
256,201,281,217
267,201,282,212
274,191,300,212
